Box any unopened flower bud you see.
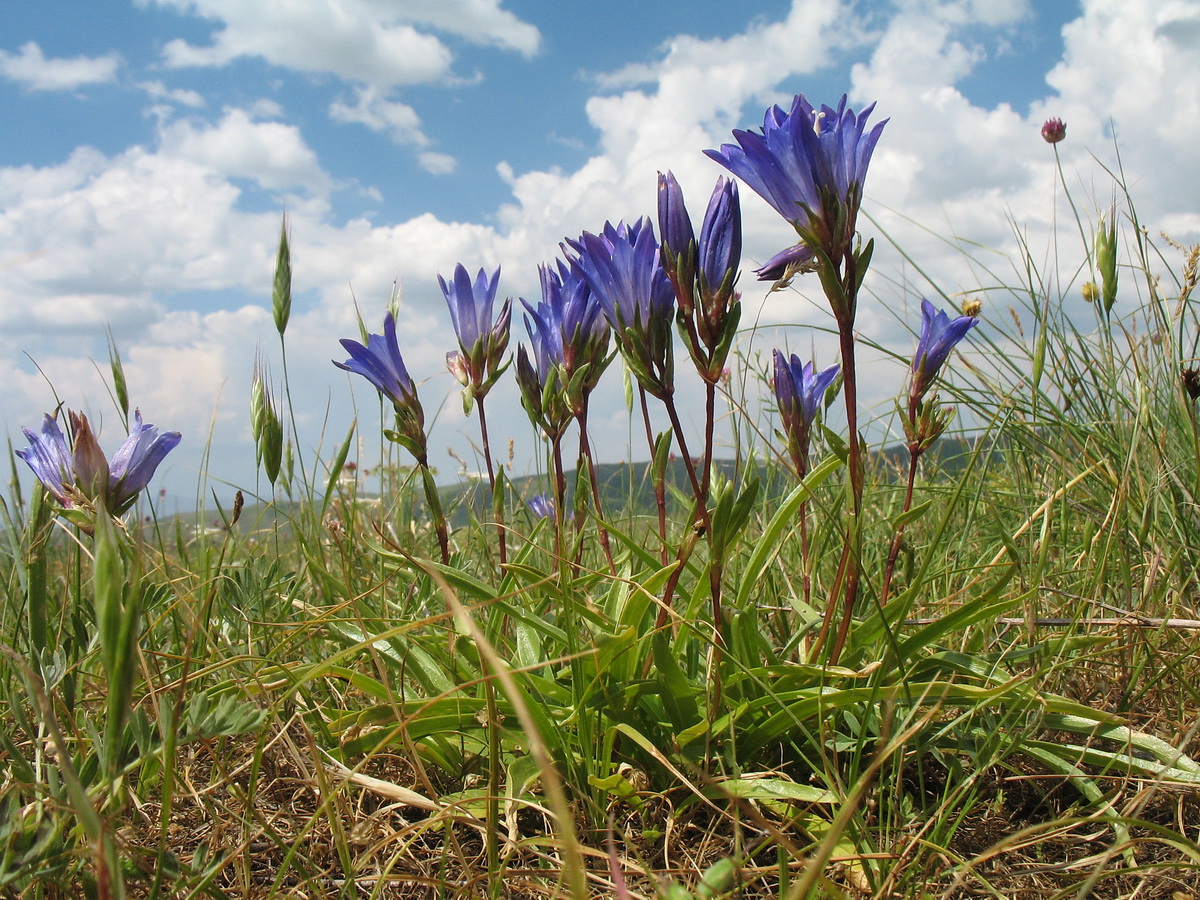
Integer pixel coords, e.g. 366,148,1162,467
1183,367,1200,401
446,350,469,387
1041,118,1066,144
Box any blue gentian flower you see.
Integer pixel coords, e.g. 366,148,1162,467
755,244,817,283
569,219,675,397
335,312,428,457
438,263,511,400
515,343,566,441
705,94,887,262
653,172,746,379
526,493,555,520
910,298,979,401
17,410,181,516
522,301,564,382
570,219,665,332
522,260,609,408
516,260,607,437
774,352,841,430
108,411,183,512
17,414,73,506
697,177,741,326
773,350,840,474
334,312,417,410
657,171,697,315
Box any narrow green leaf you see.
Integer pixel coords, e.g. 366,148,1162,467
652,631,700,731
893,497,933,529
735,453,841,608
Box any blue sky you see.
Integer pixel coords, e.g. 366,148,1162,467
1,0,1197,513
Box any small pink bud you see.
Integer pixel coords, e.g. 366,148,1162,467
1041,117,1066,144
446,350,469,387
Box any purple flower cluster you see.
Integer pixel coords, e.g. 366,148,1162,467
18,410,181,516
657,172,743,380
568,218,675,398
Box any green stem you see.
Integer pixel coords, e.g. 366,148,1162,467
639,388,669,565
278,338,306,490
880,447,921,608
827,280,864,666
417,457,451,565
576,411,616,574
476,396,507,568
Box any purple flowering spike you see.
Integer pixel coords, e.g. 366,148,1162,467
107,410,182,513
334,312,417,409
911,298,979,400
705,94,887,261
16,414,74,505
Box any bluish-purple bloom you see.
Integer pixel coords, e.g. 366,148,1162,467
515,260,607,435
334,312,417,410
697,177,741,322
774,350,839,449
657,171,696,313
570,219,667,332
653,172,746,379
108,411,182,511
439,263,511,398
774,351,839,477
755,244,817,283
911,298,979,400
524,260,609,398
521,302,564,384
526,493,555,520
705,94,887,261
18,410,181,515
18,414,73,505
569,219,675,397
335,312,428,457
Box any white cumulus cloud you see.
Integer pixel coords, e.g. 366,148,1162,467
158,107,332,194
0,41,120,91
329,86,429,146
149,0,539,86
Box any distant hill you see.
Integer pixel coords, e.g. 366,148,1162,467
176,434,996,535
